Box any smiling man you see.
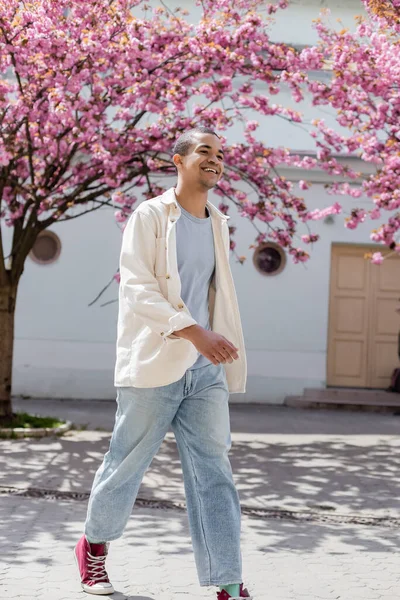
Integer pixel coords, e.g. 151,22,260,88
74,127,250,600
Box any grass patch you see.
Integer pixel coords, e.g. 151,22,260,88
0,412,65,429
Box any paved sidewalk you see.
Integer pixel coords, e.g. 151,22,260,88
5,398,400,517
1,494,399,600
1,399,400,599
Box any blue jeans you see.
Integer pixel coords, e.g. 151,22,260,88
84,363,242,587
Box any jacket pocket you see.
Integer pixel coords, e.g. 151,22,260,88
155,237,167,277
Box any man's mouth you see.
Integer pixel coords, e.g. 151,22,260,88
202,167,218,175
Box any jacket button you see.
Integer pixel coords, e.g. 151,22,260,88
165,274,170,279
170,219,175,223
160,332,164,336
178,303,184,309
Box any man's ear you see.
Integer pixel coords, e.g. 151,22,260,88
173,153,182,169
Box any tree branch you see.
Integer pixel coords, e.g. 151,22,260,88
43,141,79,190
56,200,114,223
88,273,117,307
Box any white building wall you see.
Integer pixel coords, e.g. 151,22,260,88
269,0,364,45
231,189,378,403
5,0,376,402
7,178,381,403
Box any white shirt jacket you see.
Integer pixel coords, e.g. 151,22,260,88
114,187,247,393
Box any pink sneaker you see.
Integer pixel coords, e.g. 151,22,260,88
217,584,252,600
74,535,114,595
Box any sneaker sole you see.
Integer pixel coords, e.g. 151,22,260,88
73,548,115,595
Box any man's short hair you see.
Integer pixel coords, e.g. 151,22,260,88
172,127,220,156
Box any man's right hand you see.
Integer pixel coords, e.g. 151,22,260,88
174,325,239,365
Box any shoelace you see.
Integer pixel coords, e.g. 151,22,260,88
87,551,108,582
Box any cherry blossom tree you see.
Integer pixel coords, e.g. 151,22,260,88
3,0,374,417
8,0,400,420
299,0,400,264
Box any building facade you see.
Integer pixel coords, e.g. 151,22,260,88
7,0,399,403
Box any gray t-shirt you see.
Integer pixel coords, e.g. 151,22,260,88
176,203,215,370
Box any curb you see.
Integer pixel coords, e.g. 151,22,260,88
0,420,72,439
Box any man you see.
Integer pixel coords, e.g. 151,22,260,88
74,127,251,600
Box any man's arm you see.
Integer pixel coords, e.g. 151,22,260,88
174,324,239,365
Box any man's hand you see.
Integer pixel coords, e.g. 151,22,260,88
174,325,239,365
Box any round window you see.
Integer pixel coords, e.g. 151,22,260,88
253,242,286,276
30,231,61,265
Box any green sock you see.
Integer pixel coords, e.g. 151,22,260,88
219,584,241,597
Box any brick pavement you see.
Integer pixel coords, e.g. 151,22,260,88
1,401,400,599
1,494,399,600
2,425,400,518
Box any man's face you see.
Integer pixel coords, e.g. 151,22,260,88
174,133,225,189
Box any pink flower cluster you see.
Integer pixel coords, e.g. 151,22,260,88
371,252,384,265
300,5,400,261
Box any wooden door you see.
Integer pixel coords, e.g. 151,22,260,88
368,254,400,387
327,245,400,388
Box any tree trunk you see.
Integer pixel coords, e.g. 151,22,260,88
0,284,17,417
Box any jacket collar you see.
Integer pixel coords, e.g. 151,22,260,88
160,187,230,221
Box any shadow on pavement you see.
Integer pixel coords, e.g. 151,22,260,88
3,401,400,600
1,434,400,557
2,432,400,514
2,400,400,574
0,494,398,576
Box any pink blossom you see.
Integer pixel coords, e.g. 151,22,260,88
371,252,384,265
298,180,309,191
289,248,310,264
301,234,320,244
114,210,126,224
245,120,259,132
306,203,342,221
